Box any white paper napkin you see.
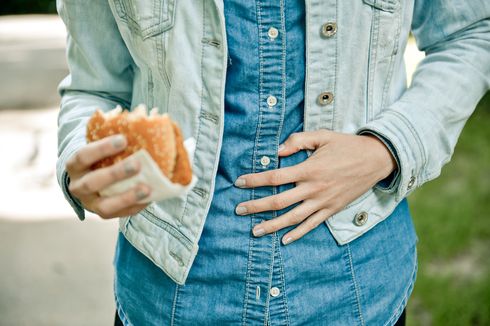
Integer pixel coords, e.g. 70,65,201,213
98,137,198,203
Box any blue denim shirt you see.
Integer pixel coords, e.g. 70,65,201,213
113,0,416,324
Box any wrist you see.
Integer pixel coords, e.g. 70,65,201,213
361,134,397,181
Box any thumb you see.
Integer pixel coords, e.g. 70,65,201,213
278,130,330,156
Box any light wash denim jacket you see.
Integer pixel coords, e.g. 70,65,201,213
56,0,490,285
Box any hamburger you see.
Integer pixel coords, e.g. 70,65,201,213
86,105,193,186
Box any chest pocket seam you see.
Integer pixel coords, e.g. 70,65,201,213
363,0,399,13
112,0,177,39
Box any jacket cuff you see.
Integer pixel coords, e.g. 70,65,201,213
56,139,87,221
355,107,424,201
356,129,401,193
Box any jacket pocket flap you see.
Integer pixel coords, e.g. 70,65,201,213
112,0,177,38
363,0,399,12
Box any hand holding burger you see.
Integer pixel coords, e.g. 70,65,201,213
65,105,193,219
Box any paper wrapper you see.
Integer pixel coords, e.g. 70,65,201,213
98,137,198,204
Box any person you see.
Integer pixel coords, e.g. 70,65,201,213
56,0,489,324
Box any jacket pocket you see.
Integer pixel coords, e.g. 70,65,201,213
112,0,177,39
362,0,399,13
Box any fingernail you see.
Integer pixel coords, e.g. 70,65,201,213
253,227,265,237
235,205,247,215
112,135,127,149
234,177,246,187
124,160,138,175
136,187,150,200
282,236,293,245
278,144,285,152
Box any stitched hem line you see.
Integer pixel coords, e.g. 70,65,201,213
346,244,365,325
115,293,133,326
383,245,419,326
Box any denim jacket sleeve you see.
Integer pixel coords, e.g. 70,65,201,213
56,0,135,220
355,0,490,201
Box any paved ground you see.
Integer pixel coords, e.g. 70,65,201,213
0,15,68,109
0,107,118,325
0,219,117,326
0,15,424,326
0,15,118,326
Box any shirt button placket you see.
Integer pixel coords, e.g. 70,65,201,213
243,1,288,325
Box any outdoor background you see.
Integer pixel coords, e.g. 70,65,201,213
0,1,489,325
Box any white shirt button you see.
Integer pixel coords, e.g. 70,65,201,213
260,155,271,167
268,27,279,39
267,95,277,107
269,287,280,297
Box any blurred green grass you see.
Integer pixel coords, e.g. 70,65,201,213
407,91,490,326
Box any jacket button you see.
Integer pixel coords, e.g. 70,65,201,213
318,92,334,106
321,22,337,37
353,211,368,226
407,176,416,190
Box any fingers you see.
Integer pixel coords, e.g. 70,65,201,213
234,163,307,188
66,134,128,174
250,199,320,237
278,129,331,157
235,184,313,215
109,203,150,219
68,157,141,197
88,184,152,219
280,208,331,245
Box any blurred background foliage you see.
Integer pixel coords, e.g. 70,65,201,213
407,92,490,326
1,0,56,15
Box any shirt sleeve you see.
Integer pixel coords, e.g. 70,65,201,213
355,0,490,202
56,0,135,220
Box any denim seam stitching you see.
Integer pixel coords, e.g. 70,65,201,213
264,232,276,326
366,8,380,122
332,0,339,130
179,0,207,230
383,109,426,195
156,32,171,90
256,3,273,324
170,283,181,326
383,246,418,326
386,109,426,169
114,292,133,326
380,10,401,110
276,233,291,326
303,0,310,137
147,66,154,109
346,244,365,325
241,235,255,325
117,1,173,39
242,6,261,320
276,0,287,162
140,209,193,248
